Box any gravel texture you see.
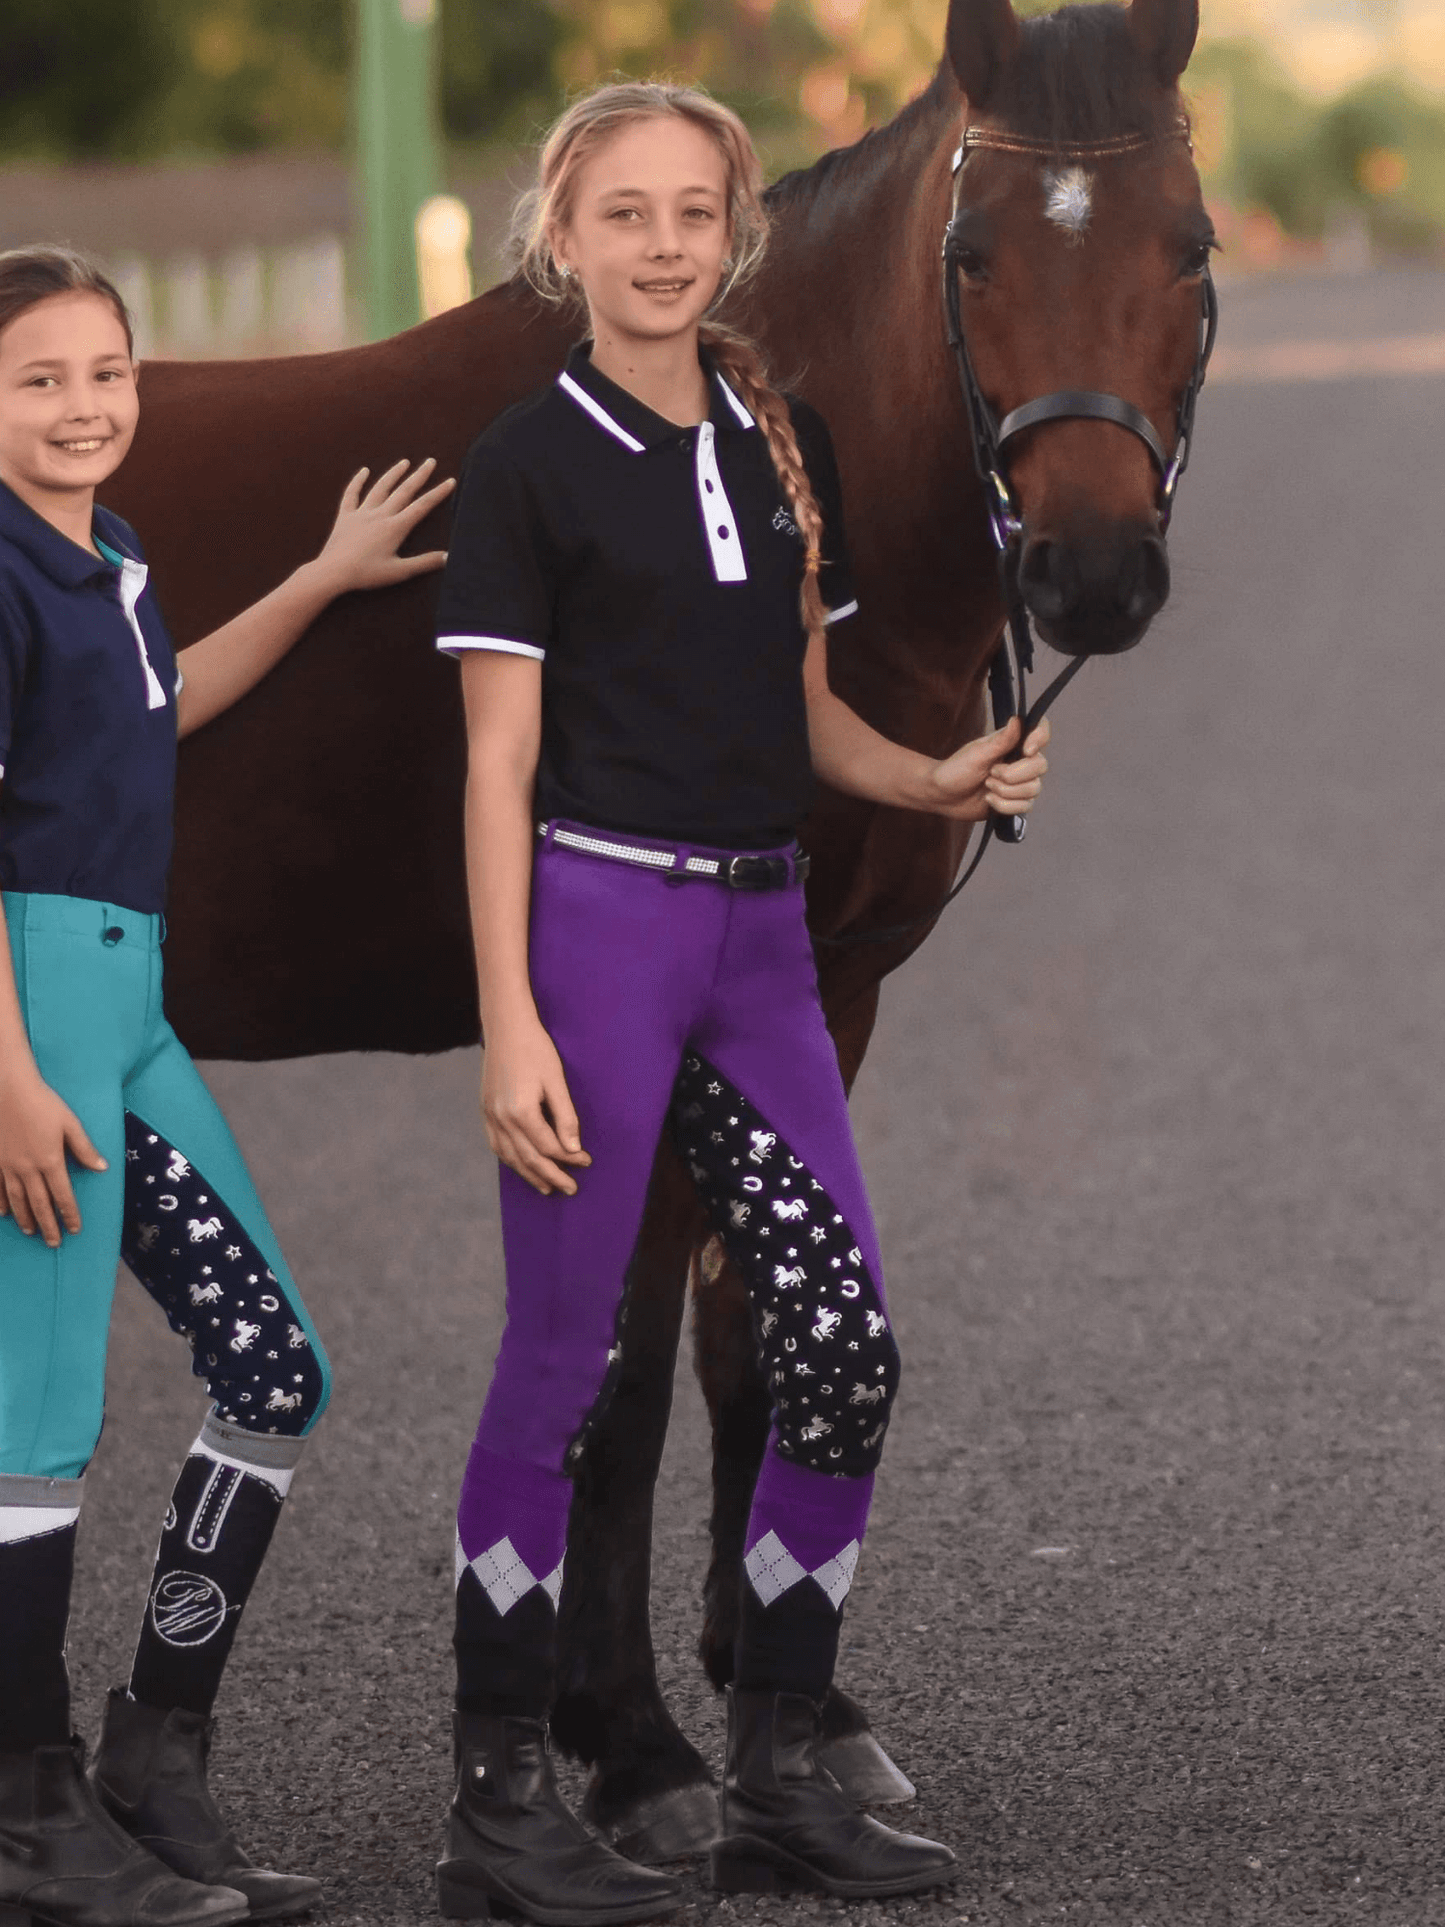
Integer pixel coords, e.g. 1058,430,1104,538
66,268,1445,1924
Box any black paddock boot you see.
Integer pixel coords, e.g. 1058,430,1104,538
89,1692,320,1923
0,1738,247,1927
710,1688,956,1899
436,1713,680,1925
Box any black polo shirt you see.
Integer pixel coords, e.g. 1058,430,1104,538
0,478,180,915
436,343,859,849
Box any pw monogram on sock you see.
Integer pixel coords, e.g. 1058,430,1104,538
129,1424,302,1718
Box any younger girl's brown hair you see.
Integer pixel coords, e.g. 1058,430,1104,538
0,245,135,357
512,82,830,654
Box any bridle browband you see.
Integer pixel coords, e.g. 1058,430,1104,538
819,118,1218,949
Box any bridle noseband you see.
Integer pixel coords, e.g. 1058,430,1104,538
819,119,1217,950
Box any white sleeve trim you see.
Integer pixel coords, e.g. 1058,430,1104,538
823,598,859,626
437,635,546,662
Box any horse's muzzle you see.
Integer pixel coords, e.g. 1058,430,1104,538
1017,528,1171,656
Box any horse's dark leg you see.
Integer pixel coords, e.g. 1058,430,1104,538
692,981,917,1803
693,1234,773,1693
549,1139,719,1861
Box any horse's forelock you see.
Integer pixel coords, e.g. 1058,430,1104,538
994,5,1184,146
764,5,1186,218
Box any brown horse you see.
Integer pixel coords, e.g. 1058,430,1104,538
103,0,1215,1858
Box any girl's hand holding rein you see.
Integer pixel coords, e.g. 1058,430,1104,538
927,714,1051,822
803,631,1051,822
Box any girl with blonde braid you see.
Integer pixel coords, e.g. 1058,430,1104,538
433,82,1050,1923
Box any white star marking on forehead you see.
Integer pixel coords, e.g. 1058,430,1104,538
1044,166,1094,240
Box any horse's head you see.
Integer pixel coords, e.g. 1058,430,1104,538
943,0,1217,657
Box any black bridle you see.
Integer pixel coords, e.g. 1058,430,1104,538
819,120,1218,949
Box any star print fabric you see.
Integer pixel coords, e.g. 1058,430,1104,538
669,1053,900,1477
119,1114,326,1437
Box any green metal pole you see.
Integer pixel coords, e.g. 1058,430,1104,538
354,0,444,340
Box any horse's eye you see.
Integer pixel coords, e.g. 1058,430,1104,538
1181,242,1215,278
955,248,989,284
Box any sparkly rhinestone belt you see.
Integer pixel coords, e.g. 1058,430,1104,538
539,822,809,891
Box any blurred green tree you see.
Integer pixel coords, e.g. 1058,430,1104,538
440,0,565,144
1188,38,1445,248
151,0,351,152
1313,77,1445,252
0,0,181,158
1187,40,1321,230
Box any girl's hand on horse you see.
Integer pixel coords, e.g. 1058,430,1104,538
0,1066,107,1246
481,1015,592,1197
926,715,1051,822
309,458,455,596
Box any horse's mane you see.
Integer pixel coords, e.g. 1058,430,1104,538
766,77,952,213
767,4,1183,211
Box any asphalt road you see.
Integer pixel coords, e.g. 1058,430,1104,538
72,266,1445,1925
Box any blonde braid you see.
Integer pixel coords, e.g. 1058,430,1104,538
701,325,828,655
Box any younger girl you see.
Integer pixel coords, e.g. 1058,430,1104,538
0,245,452,1927
433,84,1050,1923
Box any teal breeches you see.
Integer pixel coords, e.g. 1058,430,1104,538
0,892,330,1481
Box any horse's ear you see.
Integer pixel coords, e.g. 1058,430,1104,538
944,0,1020,111
1128,0,1199,84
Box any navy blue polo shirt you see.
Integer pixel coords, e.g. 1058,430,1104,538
435,343,859,849
0,478,180,915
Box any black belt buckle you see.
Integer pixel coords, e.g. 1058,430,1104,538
726,854,787,891
725,854,806,891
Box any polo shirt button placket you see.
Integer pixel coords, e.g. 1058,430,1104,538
694,421,747,586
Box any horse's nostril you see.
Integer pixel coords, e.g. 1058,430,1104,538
1018,538,1073,622
1020,532,1170,636
1124,534,1170,623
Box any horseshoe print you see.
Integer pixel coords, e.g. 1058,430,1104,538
119,1115,323,1440
668,1054,900,1475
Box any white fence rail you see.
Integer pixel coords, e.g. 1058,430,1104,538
109,238,351,359
0,158,516,361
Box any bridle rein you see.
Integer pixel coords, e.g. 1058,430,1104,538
818,118,1218,949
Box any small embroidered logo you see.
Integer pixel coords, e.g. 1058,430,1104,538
772,505,798,539
150,1572,227,1646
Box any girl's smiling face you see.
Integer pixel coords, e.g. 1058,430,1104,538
0,290,138,510
552,115,732,346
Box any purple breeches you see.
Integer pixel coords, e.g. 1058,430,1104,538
455,826,900,1709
